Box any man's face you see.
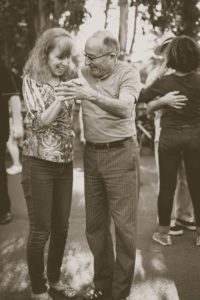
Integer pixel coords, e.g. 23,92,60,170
84,38,115,78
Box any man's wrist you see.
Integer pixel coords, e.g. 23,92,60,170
88,89,99,101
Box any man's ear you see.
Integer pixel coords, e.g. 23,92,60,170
110,52,117,60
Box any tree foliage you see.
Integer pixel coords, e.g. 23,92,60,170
131,0,200,38
0,0,89,73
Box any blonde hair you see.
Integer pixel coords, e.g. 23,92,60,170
23,27,74,83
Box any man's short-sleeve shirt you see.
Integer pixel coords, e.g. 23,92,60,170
81,61,141,143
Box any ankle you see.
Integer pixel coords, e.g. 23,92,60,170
159,225,170,234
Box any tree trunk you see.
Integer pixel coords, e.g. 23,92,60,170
28,0,51,46
129,3,138,54
104,0,112,29
118,0,129,52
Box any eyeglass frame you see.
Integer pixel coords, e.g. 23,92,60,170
82,50,116,61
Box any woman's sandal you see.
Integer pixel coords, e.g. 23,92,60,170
83,288,104,300
49,281,77,298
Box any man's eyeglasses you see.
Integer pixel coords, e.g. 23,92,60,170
83,51,115,61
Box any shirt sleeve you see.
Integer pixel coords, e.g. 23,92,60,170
138,77,166,103
22,75,47,130
119,67,142,102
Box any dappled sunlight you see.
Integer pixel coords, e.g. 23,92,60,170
60,246,179,299
130,278,179,300
0,227,179,298
0,237,25,255
132,250,179,300
140,164,157,175
0,237,29,292
62,242,93,292
73,168,85,207
135,250,146,280
150,254,168,273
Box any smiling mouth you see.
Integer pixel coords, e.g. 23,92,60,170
57,68,65,72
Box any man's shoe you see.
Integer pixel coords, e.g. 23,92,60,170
0,212,13,225
176,219,196,231
169,225,184,236
31,292,52,300
83,287,110,300
152,232,172,246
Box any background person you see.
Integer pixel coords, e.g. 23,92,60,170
55,30,141,300
6,98,23,175
144,34,196,236
139,35,200,247
22,27,77,300
0,59,23,225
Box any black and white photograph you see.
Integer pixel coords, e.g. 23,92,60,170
0,1,200,299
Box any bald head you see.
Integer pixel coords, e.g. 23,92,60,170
87,30,120,55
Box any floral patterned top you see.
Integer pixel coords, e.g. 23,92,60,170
22,75,74,163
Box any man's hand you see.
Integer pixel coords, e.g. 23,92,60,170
160,91,188,109
55,81,97,102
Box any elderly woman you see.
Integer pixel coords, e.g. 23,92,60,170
139,35,200,247
22,28,77,300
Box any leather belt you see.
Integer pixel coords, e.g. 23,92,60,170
86,137,131,149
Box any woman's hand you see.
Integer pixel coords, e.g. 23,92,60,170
160,91,188,109
54,81,97,101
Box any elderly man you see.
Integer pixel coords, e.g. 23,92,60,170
56,30,141,300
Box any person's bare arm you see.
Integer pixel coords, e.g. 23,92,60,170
56,82,134,118
9,95,23,139
147,91,188,114
55,72,140,119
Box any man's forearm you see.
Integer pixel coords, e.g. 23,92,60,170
88,89,134,119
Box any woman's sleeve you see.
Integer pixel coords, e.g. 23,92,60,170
22,75,47,130
138,78,164,104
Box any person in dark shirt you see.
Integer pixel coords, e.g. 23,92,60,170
0,59,23,224
139,35,200,246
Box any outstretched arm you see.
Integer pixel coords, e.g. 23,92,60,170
55,69,141,119
147,91,188,114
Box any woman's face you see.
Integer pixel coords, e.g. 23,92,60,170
47,39,70,78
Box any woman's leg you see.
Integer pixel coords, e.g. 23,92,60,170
173,159,195,225
183,128,200,231
158,130,181,233
22,156,54,294
0,140,11,217
47,161,73,283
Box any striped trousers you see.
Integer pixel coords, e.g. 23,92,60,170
84,137,140,300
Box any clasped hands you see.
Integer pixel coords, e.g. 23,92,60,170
54,79,96,102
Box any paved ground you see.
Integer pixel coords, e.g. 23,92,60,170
0,140,200,300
